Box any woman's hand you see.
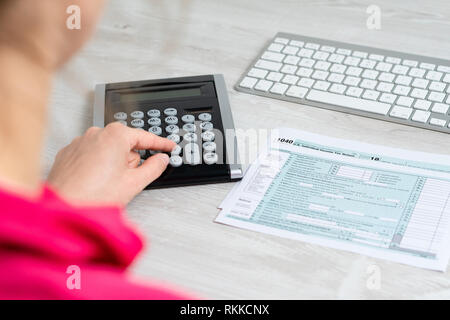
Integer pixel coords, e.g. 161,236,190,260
47,123,176,206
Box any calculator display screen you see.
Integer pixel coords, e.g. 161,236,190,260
119,87,202,102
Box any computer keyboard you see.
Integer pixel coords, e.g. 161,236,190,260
236,32,450,133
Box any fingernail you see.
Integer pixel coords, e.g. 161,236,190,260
160,153,170,165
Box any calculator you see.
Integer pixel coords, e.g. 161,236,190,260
93,74,243,189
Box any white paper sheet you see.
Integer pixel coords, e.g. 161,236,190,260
217,128,450,271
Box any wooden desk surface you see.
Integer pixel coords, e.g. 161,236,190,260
46,0,450,299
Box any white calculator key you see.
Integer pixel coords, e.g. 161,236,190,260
165,116,178,125
117,120,127,126
390,106,413,119
431,103,449,114
285,86,308,98
198,113,212,122
203,152,218,165
200,121,213,131
148,126,162,136
202,131,215,142
184,143,201,165
167,134,181,144
429,118,446,127
164,108,177,116
411,110,431,123
130,111,144,119
183,133,198,143
148,117,161,126
171,145,182,156
169,155,183,167
147,109,160,118
413,100,431,110
182,123,196,132
270,83,289,94
254,79,273,92
239,76,258,89
130,119,144,128
166,125,179,134
113,112,127,121
248,68,268,79
181,114,195,123
202,141,216,153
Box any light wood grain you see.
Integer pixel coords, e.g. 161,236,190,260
45,0,450,299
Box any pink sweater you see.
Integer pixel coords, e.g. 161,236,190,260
0,185,190,299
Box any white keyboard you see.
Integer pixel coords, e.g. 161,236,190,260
236,32,450,133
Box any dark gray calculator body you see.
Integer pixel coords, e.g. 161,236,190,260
93,74,243,189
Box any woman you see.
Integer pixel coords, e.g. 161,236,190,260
0,0,190,299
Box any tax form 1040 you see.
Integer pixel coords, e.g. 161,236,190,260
217,128,450,271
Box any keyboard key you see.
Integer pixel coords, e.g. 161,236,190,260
282,46,299,55
183,133,198,143
378,72,395,82
343,56,360,66
296,67,313,77
148,117,161,126
285,86,308,98
266,72,283,82
369,54,384,61
410,88,428,99
182,114,195,123
313,51,330,61
298,78,315,88
299,58,315,68
386,57,401,64
289,40,304,47
254,79,274,91
248,68,268,79
166,124,179,134
131,119,144,128
428,92,445,102
377,82,394,93
393,85,411,96
239,76,258,89
305,43,320,50
255,59,282,72
202,141,216,153
412,78,429,89
420,62,435,70
169,155,183,167
343,76,361,87
391,65,409,75
336,48,351,55
429,81,446,92
430,118,447,127
312,70,329,80
281,75,299,85
314,61,331,71
346,87,363,98
171,145,182,156
346,67,363,77
313,81,331,91
426,71,443,81
298,48,314,58
375,62,392,72
432,103,449,114
396,96,414,107
200,122,214,131
165,116,178,125
281,65,298,74
307,89,391,115
362,90,380,101
274,37,289,44
413,100,431,110
148,126,162,136
443,74,450,83
361,70,379,80
284,55,300,65
269,83,289,95
328,73,345,83
202,131,215,142
353,51,368,59
394,75,412,86
184,143,201,165
330,64,347,74
183,123,196,132
390,106,413,119
329,84,347,94
321,46,335,53
164,108,177,116
411,110,431,123
203,152,219,165
267,43,284,52
409,68,426,78
379,93,397,104
360,59,377,69
403,60,418,67
437,66,450,73
360,79,377,89
328,54,345,64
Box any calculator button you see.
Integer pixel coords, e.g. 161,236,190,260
184,143,201,165
165,116,178,125
147,109,160,118
130,111,144,119
169,155,183,167
113,112,127,121
117,120,127,126
203,152,218,165
202,131,215,142
182,114,195,123
167,134,180,144
164,108,177,116
165,125,179,134
200,121,213,131
171,145,182,156
202,141,216,152
131,119,144,128
148,117,161,126
182,123,196,132
148,126,162,136
183,133,198,143
198,113,212,122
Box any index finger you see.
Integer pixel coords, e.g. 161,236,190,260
125,126,176,151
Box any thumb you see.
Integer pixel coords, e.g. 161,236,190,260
129,153,170,189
